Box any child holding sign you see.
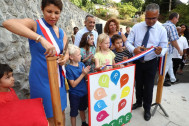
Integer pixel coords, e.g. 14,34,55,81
0,64,19,103
66,44,91,126
95,33,116,71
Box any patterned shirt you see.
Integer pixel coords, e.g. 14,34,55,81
163,21,179,54
113,50,133,63
80,46,96,73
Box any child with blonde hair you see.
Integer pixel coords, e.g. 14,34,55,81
95,33,116,71
66,44,90,126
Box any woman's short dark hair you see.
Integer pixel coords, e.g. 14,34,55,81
0,64,13,79
41,0,63,11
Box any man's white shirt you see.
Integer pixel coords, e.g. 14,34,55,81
74,26,98,47
172,36,189,59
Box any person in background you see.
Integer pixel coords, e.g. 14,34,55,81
163,12,183,86
125,26,130,38
0,64,19,103
71,27,79,44
74,15,98,47
94,33,116,71
111,34,132,64
172,27,189,76
79,32,96,73
104,18,127,50
2,0,69,125
177,24,189,75
120,27,123,33
66,44,90,126
126,3,168,121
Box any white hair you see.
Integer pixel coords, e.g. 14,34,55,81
68,44,80,55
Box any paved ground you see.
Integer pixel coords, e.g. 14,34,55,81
65,60,189,126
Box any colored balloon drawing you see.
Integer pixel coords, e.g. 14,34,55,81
120,74,129,88
120,86,130,98
96,110,109,122
94,100,107,112
101,112,132,126
118,99,127,112
110,70,120,85
98,74,110,88
117,115,125,125
125,112,132,124
94,88,107,100
111,94,117,101
109,120,118,126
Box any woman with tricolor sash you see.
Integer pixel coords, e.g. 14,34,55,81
2,0,68,125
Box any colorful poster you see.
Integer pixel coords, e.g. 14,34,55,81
88,65,135,126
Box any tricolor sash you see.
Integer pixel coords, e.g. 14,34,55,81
159,55,166,75
36,18,64,87
101,47,156,69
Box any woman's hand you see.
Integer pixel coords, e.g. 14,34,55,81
40,37,56,57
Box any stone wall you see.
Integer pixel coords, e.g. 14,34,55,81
0,0,124,99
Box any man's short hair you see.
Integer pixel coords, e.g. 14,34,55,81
85,14,94,21
145,3,159,13
169,12,179,20
111,34,122,44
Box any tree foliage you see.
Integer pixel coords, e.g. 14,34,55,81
171,4,189,26
121,0,144,11
118,3,138,19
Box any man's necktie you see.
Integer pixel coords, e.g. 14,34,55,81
140,26,152,61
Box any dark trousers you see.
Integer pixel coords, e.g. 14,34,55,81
134,58,158,111
172,58,182,76
180,56,185,70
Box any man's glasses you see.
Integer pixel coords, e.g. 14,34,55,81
145,17,158,20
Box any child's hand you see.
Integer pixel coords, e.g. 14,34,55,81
87,54,93,59
83,54,93,62
114,64,124,68
82,66,91,75
123,56,128,61
95,66,105,71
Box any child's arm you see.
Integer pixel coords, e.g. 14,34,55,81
82,54,93,62
68,66,91,88
113,59,124,68
94,58,102,71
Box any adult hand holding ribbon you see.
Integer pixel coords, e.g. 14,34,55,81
100,47,156,70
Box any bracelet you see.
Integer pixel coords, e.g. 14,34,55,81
35,35,42,43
